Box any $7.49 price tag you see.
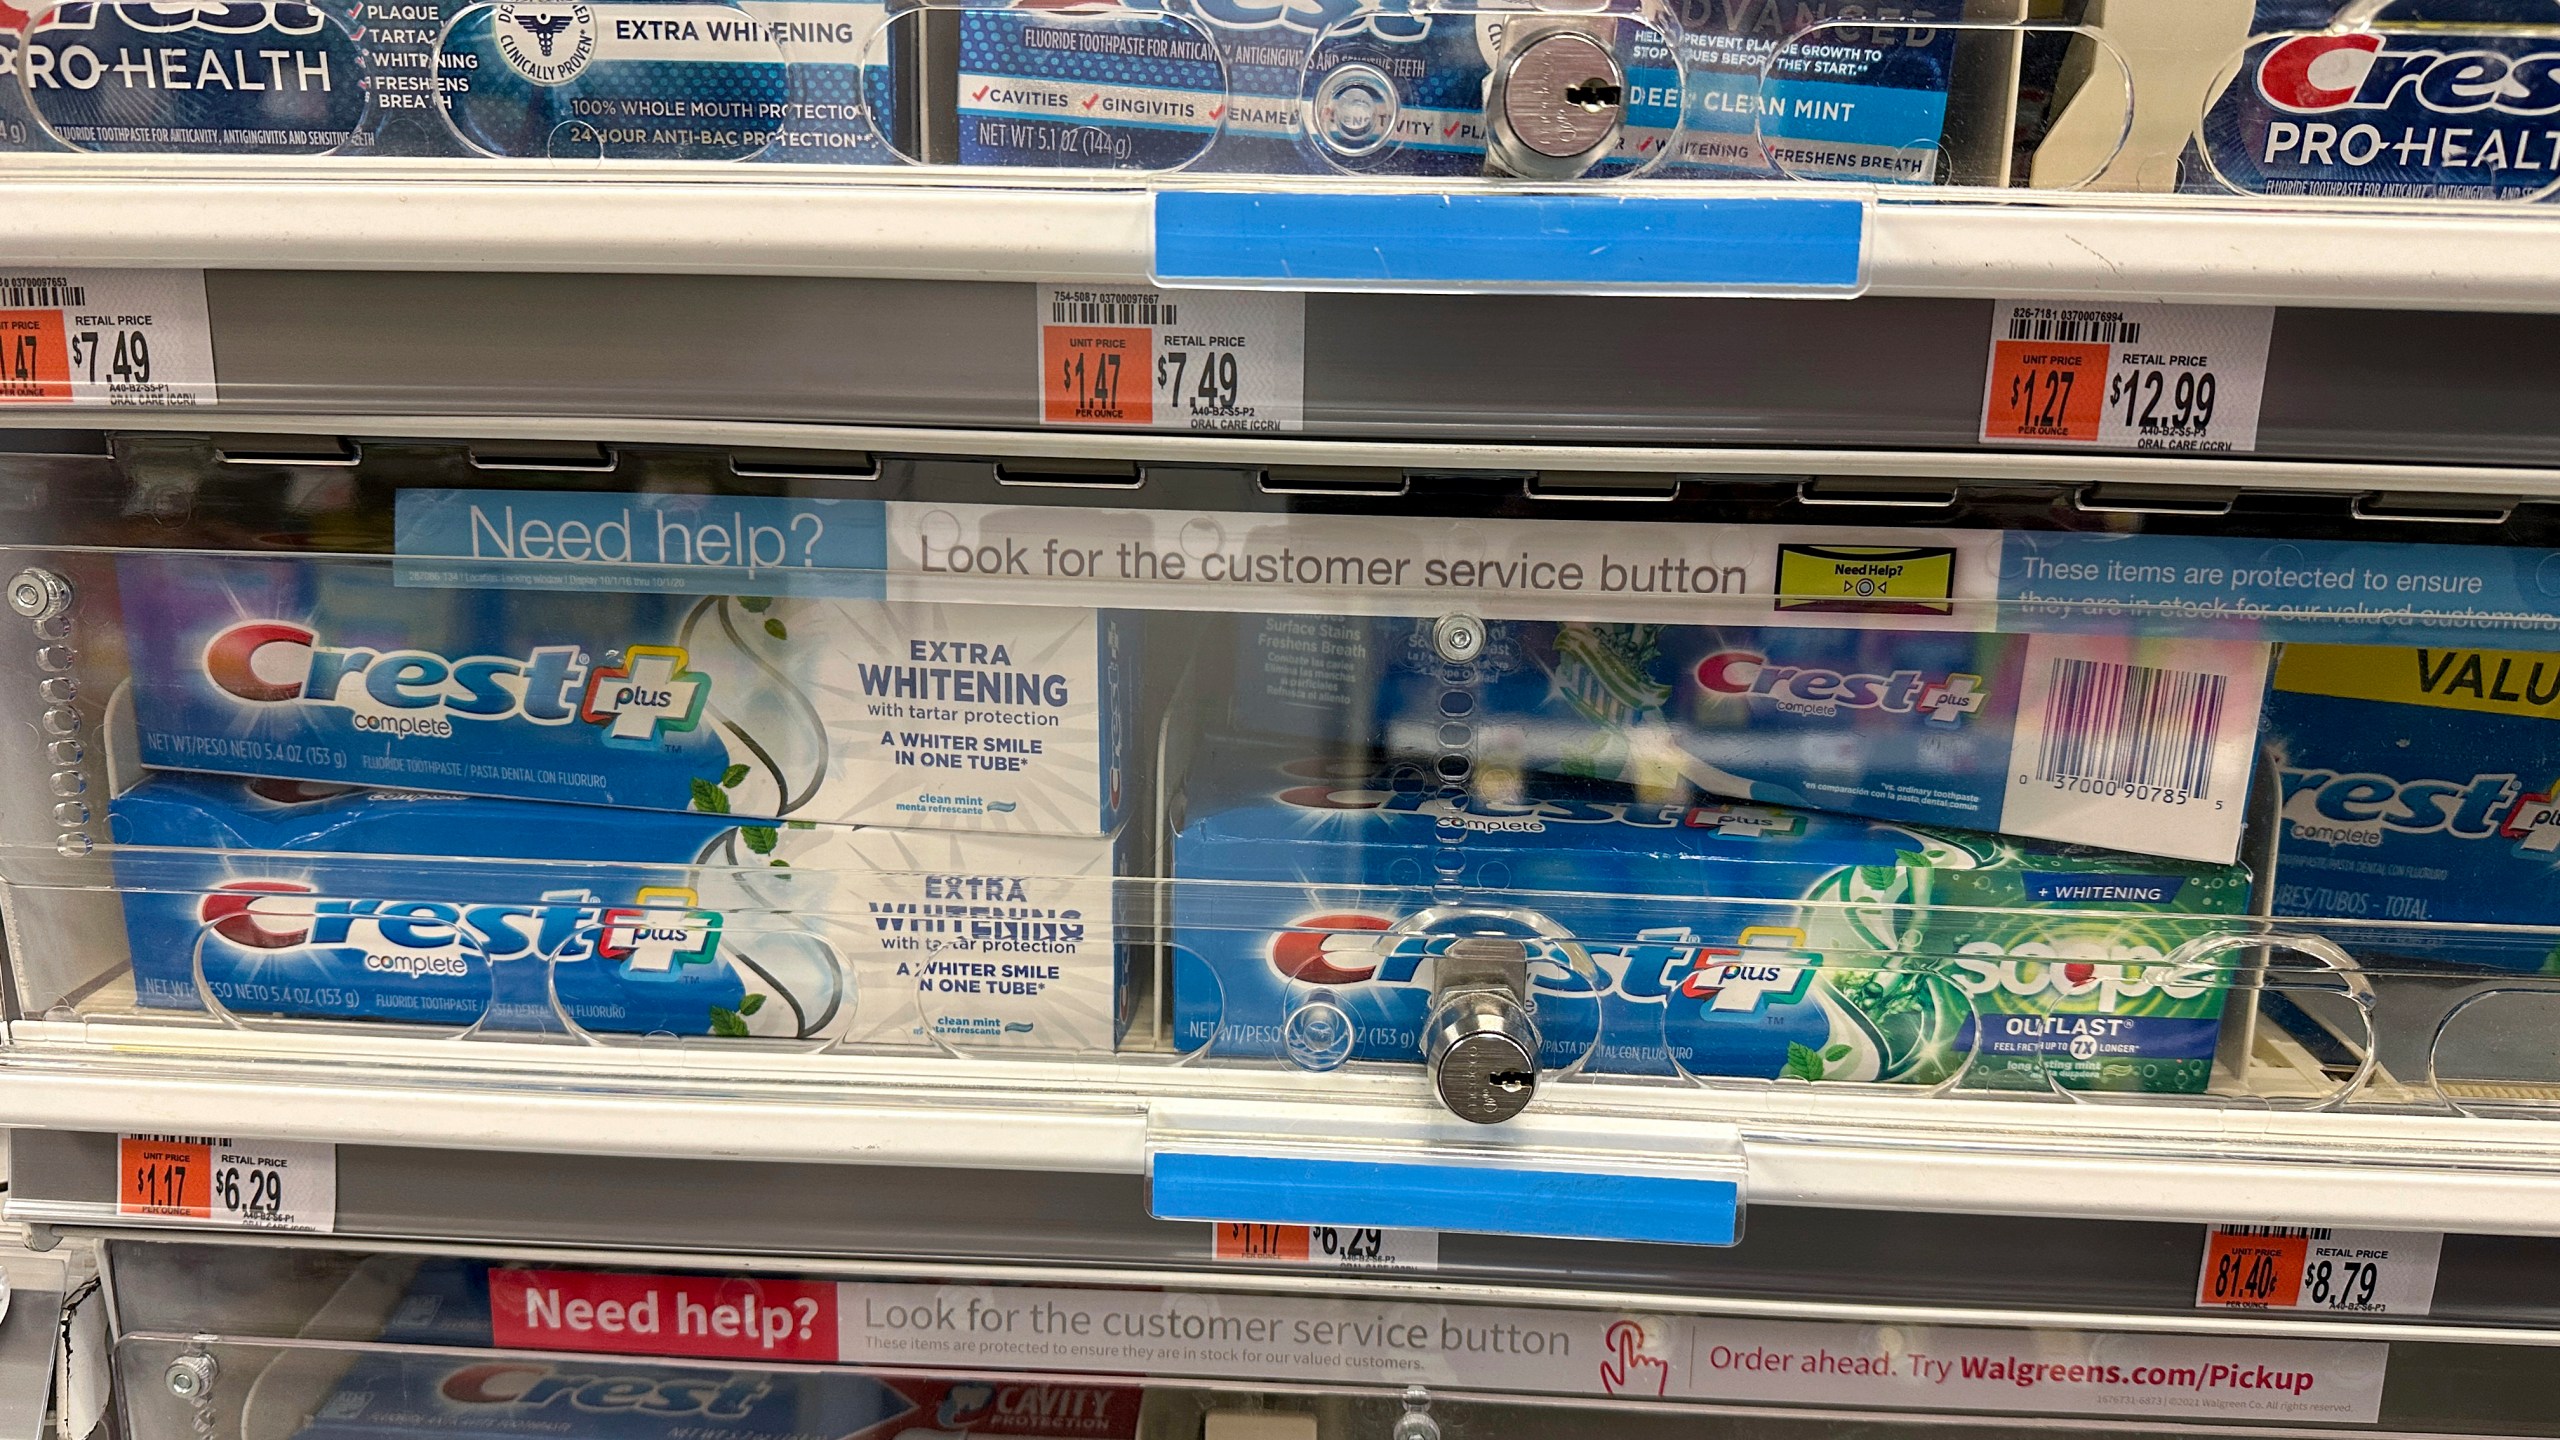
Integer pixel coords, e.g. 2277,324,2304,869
0,270,217,407
1213,1222,1438,1273
1981,300,2271,454
2198,1225,2440,1316
119,1134,336,1233
1037,285,1303,434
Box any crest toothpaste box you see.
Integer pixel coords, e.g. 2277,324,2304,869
2191,1,2560,199
1172,737,2252,1092
1234,615,2271,864
108,771,1132,1050
2265,642,2560,971
117,553,1130,836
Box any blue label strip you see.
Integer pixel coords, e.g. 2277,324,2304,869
1153,192,1867,291
1151,1151,1741,1245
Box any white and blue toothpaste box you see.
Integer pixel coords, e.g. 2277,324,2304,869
1171,736,2253,1092
109,771,1133,1050
2266,642,2560,971
117,552,1130,837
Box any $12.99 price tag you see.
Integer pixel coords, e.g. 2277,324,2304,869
1037,285,1303,434
1212,1222,1438,1273
1981,300,2271,454
2197,1225,2440,1315
118,1134,336,1233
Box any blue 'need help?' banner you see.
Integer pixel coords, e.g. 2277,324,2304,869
395,490,889,596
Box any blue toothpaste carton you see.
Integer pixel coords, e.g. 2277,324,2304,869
109,771,1133,1048
2266,642,2560,971
947,0,1989,180
1171,737,2251,1092
1233,613,2270,864
2191,1,2560,199
116,553,1129,836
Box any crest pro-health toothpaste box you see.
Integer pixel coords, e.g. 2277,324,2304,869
1172,737,2253,1093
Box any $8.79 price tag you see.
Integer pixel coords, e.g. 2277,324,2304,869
1981,300,2271,454
1037,285,1303,434
118,1134,335,1233
2197,1225,2440,1315
1212,1222,1438,1273
0,271,217,407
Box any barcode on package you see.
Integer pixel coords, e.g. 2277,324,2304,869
2006,312,2140,344
0,279,85,308
1050,294,1176,326
2036,658,2228,802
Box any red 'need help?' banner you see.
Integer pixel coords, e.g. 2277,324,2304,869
489,1268,837,1362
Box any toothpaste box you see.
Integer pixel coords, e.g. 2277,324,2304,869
117,553,1129,836
12,0,895,162
1172,737,2252,1092
2265,642,2560,971
284,1259,1141,1440
2191,1,2560,199
108,771,1132,1050
947,0,1991,180
1233,614,2271,864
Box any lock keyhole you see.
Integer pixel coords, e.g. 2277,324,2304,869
1564,78,1621,111
1487,1069,1534,1093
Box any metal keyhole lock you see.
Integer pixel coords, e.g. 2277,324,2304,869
1485,25,1627,180
1423,936,1542,1124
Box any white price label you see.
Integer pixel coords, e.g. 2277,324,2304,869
1037,284,1303,433
1212,1223,1438,1273
119,1134,335,1233
1981,300,2271,453
0,271,216,407
2199,1226,2441,1315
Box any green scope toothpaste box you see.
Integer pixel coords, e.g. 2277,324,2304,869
1171,736,2254,1093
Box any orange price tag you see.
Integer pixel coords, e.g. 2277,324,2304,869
1982,338,2106,443
1214,1222,1311,1263
2198,1229,2306,1308
1041,325,1151,426
0,309,71,404
118,1135,213,1219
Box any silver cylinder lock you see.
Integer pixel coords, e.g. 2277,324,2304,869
8,567,71,622
1485,26,1626,180
1423,937,1541,1123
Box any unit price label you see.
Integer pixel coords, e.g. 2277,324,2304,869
117,1134,335,1233
1981,300,2270,453
0,271,216,407
1037,284,1303,433
1211,1223,1439,1273
2198,1225,2440,1315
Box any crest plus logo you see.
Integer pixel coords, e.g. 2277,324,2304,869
1269,912,1813,1010
2501,779,2560,854
195,880,725,973
597,886,722,971
493,0,594,84
1696,650,1988,725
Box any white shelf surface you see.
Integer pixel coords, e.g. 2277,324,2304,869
3,158,2559,310
11,1020,2560,1235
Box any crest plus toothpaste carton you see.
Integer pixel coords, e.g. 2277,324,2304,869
109,771,1131,1049
1234,615,2270,864
1172,737,2251,1092
2265,642,2560,971
2192,1,2560,199
117,553,1129,836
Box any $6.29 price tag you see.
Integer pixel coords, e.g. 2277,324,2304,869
1981,300,2271,454
118,1134,336,1233
1213,1222,1438,1273
1038,285,1304,434
2198,1225,2440,1315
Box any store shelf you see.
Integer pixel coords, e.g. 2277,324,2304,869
6,163,2560,314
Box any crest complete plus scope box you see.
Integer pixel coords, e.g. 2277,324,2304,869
1171,736,2253,1093
115,553,1130,837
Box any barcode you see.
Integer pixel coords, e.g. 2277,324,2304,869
2007,313,2139,345
1051,295,1173,326
0,278,84,309
2036,658,2228,801
2220,1226,2333,1239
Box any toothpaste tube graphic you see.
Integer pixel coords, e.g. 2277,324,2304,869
1235,615,2269,863
118,554,1129,836
1172,736,2252,1093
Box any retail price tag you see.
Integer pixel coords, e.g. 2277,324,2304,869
2198,1225,2440,1315
1037,284,1302,433
1211,1222,1439,1273
0,270,216,407
1981,300,2271,453
117,1134,335,1233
